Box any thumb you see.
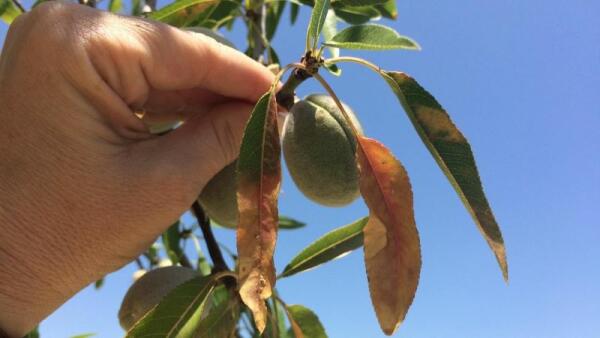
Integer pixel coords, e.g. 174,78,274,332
128,101,253,223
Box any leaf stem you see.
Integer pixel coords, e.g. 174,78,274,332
191,201,229,274
325,56,384,74
312,72,362,138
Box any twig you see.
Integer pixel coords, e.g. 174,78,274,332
191,201,229,273
10,0,25,13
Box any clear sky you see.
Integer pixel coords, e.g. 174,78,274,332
1,0,599,337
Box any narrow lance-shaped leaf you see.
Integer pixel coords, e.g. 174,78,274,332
278,216,306,230
357,136,421,335
382,72,508,279
0,0,22,24
126,274,220,337
375,0,398,20
322,9,339,58
324,24,420,51
195,289,240,337
149,0,217,24
290,2,300,24
162,221,183,265
306,0,330,50
108,0,123,13
333,6,379,25
280,217,367,278
335,0,387,6
286,305,328,338
236,91,282,333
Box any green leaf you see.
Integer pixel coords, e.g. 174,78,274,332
322,9,339,58
23,327,40,338
162,221,184,265
278,216,306,229
149,0,217,23
108,0,123,13
324,63,342,76
195,288,240,338
94,278,104,290
266,0,286,40
381,71,508,280
290,2,300,24
324,24,419,50
280,217,367,278
375,0,397,19
0,0,22,24
286,305,327,338
333,6,379,25
268,46,280,65
306,0,330,50
126,274,222,337
335,0,387,6
131,0,143,16
70,334,96,338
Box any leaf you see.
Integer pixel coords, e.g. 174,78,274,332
196,289,240,338
0,0,22,24
324,63,342,76
278,216,306,230
266,0,286,40
356,136,421,335
70,334,96,338
383,71,508,280
324,24,419,50
290,2,300,24
268,46,280,65
306,0,330,50
335,0,387,6
149,0,217,24
162,221,184,265
333,6,379,25
236,91,282,333
108,0,123,13
23,327,40,338
322,9,339,58
94,278,104,290
375,0,397,20
126,274,221,337
131,0,143,16
280,217,367,278
286,305,327,338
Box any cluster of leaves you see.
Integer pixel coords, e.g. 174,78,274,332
1,0,507,336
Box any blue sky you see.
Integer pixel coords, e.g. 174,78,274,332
1,0,599,337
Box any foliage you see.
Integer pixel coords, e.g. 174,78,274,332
2,0,508,336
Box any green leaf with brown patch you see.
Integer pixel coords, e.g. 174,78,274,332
236,91,282,333
285,305,328,338
356,136,421,335
383,71,508,281
279,217,367,278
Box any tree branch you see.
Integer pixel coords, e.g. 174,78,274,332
191,201,229,273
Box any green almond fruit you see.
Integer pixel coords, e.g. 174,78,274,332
283,94,363,207
118,266,198,330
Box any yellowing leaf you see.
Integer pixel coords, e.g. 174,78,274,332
356,136,421,335
0,0,22,24
383,71,508,280
236,91,282,333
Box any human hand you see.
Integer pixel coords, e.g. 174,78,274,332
0,2,274,336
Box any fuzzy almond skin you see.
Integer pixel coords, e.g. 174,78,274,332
283,94,363,207
198,161,239,228
118,266,198,330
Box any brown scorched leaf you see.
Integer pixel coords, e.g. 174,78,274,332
383,71,508,280
356,136,421,335
236,91,281,333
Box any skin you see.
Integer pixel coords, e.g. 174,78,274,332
0,3,275,336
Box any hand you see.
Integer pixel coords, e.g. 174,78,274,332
0,2,274,336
